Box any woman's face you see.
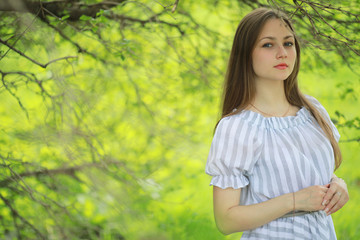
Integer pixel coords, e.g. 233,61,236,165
252,18,297,83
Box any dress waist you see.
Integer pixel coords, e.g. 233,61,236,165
282,211,314,218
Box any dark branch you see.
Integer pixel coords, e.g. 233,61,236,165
0,71,29,119
0,37,78,68
0,70,52,99
0,193,46,239
0,0,126,21
0,161,126,188
172,0,180,13
110,13,185,35
340,138,360,143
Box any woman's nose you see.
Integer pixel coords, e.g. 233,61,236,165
276,46,288,59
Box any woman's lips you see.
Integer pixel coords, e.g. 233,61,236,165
274,63,288,70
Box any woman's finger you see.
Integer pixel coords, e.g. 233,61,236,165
327,200,343,215
322,184,336,206
324,191,342,215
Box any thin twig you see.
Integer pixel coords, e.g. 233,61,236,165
0,161,126,188
0,38,78,68
0,193,46,239
0,72,29,119
172,0,180,13
340,138,360,143
307,2,357,43
0,8,41,62
0,70,52,97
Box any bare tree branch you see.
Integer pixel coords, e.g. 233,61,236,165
0,8,40,61
0,0,126,20
0,70,52,97
0,71,29,119
340,138,360,143
0,160,127,188
172,0,180,13
0,193,46,239
0,38,78,68
109,12,185,35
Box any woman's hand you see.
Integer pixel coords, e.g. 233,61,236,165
294,185,329,212
322,177,349,216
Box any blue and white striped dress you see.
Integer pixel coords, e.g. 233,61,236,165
205,96,339,239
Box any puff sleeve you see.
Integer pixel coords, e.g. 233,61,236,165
205,115,261,189
306,95,340,142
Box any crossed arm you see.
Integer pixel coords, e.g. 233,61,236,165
213,173,349,235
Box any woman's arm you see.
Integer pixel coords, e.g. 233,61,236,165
213,185,329,235
321,173,349,215
213,186,292,235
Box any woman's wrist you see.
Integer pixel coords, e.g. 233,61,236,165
286,192,296,212
330,176,344,183
330,177,338,183
292,192,296,220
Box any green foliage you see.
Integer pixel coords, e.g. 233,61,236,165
0,0,359,239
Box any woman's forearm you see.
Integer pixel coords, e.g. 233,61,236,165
219,193,293,234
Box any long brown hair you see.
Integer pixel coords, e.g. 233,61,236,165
218,8,342,170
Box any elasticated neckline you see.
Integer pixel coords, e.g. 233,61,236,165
237,106,312,129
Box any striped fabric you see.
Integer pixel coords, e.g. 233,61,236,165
205,95,339,239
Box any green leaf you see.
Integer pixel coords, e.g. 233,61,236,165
61,15,70,21
79,15,93,21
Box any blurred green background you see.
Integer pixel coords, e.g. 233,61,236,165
0,0,359,239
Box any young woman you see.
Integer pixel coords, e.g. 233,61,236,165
205,8,349,239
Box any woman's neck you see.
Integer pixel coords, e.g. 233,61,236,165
252,79,289,116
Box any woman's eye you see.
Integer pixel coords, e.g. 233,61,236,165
284,42,294,47
262,43,272,48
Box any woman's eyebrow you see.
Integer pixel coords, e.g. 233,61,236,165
259,35,294,41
